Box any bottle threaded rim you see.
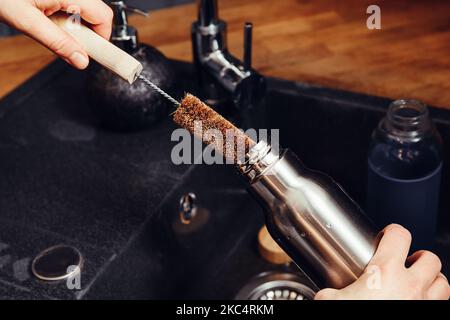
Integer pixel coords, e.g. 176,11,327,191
383,99,431,139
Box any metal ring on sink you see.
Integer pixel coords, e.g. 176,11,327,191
31,245,83,281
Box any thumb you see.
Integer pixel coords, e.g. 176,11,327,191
314,288,339,300
17,8,89,69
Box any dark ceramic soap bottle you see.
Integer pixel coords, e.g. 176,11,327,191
87,1,175,131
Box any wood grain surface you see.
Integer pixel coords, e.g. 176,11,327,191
0,0,449,108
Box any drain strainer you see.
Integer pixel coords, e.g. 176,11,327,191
235,272,316,300
257,287,308,300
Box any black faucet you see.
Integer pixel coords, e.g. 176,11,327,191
191,0,266,109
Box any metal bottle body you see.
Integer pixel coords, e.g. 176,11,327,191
241,142,379,288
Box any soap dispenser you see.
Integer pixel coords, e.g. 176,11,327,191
87,1,175,131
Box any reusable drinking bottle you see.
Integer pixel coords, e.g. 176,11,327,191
239,141,380,289
367,99,443,251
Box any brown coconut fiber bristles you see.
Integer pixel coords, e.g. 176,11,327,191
173,93,256,164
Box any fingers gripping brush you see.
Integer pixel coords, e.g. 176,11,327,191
51,14,251,159
54,14,380,289
51,14,177,101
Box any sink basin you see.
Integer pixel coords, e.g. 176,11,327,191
0,60,448,299
85,67,450,299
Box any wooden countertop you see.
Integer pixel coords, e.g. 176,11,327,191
0,0,449,108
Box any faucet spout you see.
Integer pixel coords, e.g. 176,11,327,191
192,0,265,109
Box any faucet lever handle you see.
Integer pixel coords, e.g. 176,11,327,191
243,22,253,71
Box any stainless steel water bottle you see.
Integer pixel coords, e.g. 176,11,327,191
239,141,380,289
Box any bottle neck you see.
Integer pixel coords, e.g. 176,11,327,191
382,99,432,141
239,140,283,181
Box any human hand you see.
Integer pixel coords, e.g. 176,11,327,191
0,0,113,69
315,224,450,300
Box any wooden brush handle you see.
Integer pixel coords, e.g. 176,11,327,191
50,13,143,84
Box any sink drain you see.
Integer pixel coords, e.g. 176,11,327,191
258,288,307,300
235,272,316,300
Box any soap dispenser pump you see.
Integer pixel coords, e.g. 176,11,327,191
110,0,148,52
87,1,176,131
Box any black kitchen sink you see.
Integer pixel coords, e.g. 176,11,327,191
0,59,448,299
